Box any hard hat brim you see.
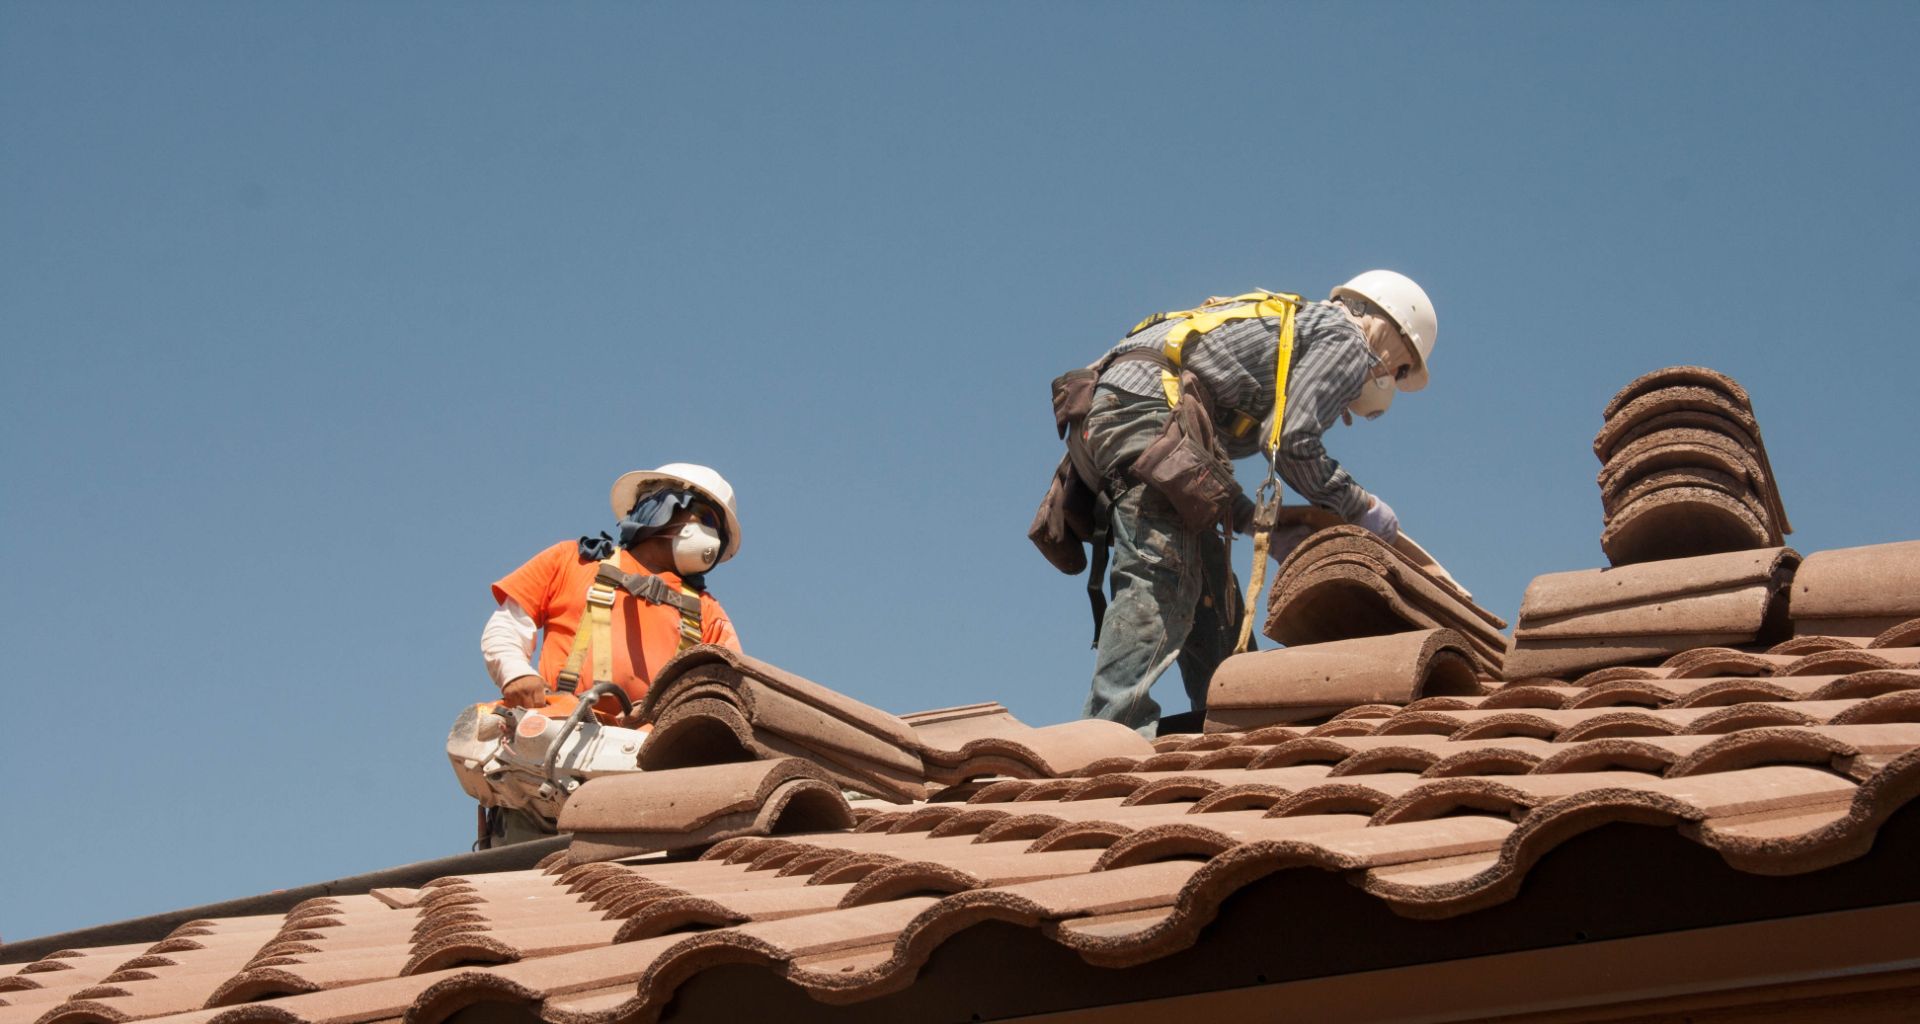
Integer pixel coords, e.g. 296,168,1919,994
611,470,742,564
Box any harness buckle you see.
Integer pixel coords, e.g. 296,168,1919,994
585,584,618,608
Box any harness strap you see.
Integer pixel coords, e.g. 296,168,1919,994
596,564,705,651
555,553,620,693
1234,300,1298,654
554,555,705,694
1138,291,1301,441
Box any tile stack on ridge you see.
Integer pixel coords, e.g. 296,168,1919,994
15,611,1920,1022
1504,546,1799,680
557,759,857,865
634,646,929,803
900,703,1155,785
1791,539,1920,640
1263,525,1508,676
1595,366,1791,566
1203,629,1484,733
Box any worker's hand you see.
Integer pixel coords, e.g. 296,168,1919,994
500,674,550,709
1356,495,1400,544
1231,492,1257,535
1266,524,1315,565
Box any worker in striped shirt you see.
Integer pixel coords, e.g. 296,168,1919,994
1080,270,1438,734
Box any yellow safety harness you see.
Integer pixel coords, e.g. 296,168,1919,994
1131,290,1301,653
553,552,705,696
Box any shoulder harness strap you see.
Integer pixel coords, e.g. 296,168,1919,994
1128,291,1303,438
554,556,705,694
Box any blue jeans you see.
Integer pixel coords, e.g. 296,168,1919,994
1080,388,1237,736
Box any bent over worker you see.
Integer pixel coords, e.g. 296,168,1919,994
478,462,744,844
1078,271,1438,735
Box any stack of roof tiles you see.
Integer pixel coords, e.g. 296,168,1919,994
10,612,1920,1021
635,647,931,803
1594,366,1791,566
1263,525,1509,676
633,650,1154,807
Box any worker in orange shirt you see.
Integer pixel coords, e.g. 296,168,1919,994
477,463,744,844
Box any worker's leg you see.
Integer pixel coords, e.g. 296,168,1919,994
1083,482,1201,734
1176,531,1238,715
1080,387,1200,736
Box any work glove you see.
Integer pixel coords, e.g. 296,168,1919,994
500,674,551,709
1265,523,1315,566
1230,492,1257,535
1355,495,1400,544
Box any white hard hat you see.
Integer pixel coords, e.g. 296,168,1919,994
1330,270,1437,392
610,463,743,564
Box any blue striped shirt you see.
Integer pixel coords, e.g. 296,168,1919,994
1098,299,1376,519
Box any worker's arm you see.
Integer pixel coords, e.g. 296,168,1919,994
481,598,548,707
1274,333,1373,521
699,594,744,652
489,543,573,708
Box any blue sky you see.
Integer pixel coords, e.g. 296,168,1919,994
3,2,1916,941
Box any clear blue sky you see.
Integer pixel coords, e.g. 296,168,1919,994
3,2,1916,942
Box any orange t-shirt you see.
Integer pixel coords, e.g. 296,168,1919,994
491,541,741,705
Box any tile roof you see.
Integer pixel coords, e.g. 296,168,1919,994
10,365,1920,1020
9,618,1920,1020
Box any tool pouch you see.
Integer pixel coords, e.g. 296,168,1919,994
1030,351,1181,577
1051,368,1102,486
1028,454,1095,574
1052,368,1097,436
1028,367,1109,575
1131,370,1238,532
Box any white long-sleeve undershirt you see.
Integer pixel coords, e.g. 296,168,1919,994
481,598,540,691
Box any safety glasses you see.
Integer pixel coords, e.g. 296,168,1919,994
630,488,724,535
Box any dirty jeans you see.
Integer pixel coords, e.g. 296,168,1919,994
1080,387,1236,736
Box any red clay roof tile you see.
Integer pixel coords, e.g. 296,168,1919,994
1793,540,1920,636
1204,629,1482,732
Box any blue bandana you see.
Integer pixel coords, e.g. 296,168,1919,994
577,488,701,560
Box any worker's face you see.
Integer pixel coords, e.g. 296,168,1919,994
1363,315,1416,386
665,502,723,533
660,499,721,530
